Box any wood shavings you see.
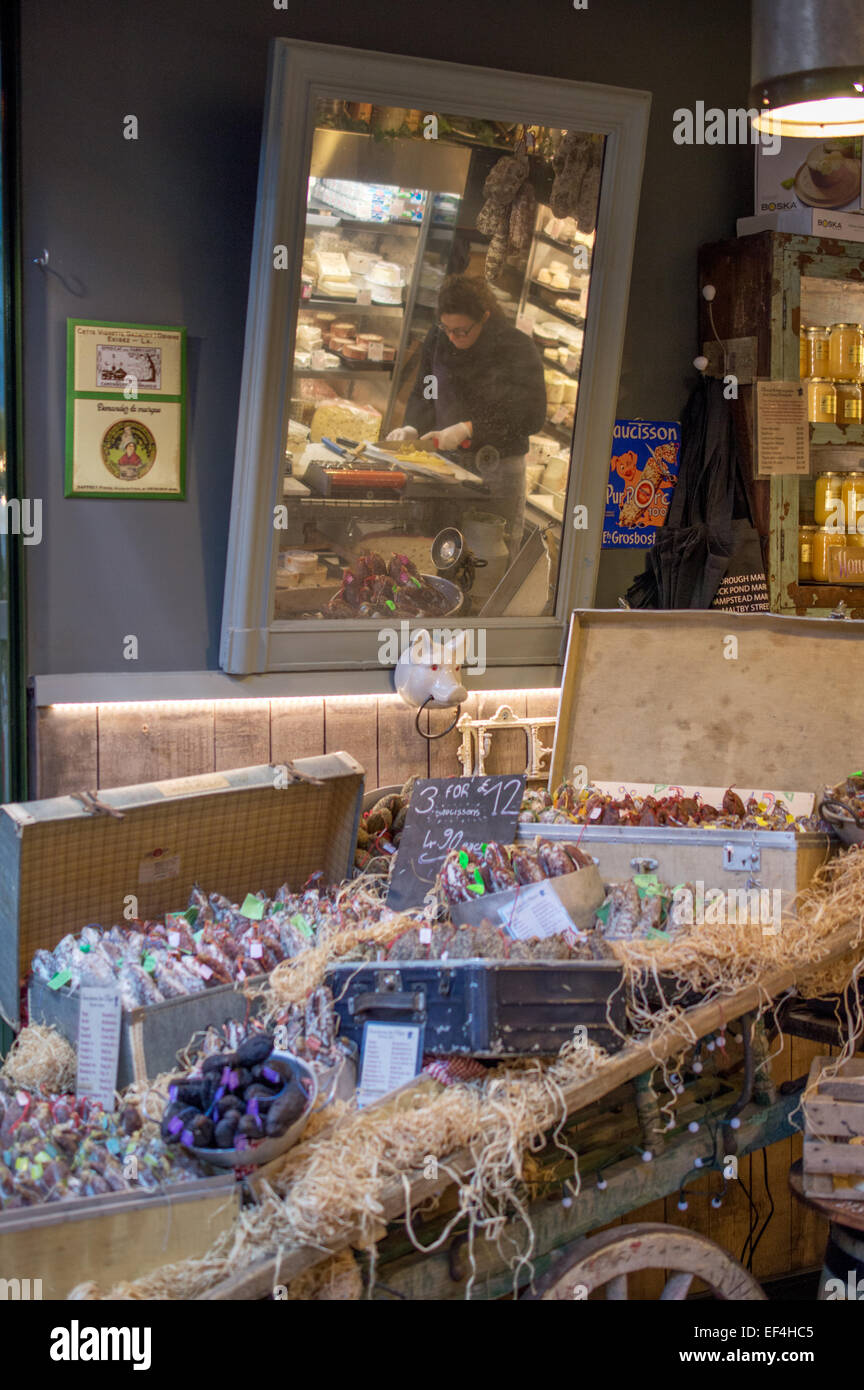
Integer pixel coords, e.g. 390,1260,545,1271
0,1023,77,1094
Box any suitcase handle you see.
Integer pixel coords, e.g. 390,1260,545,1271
348,989,426,1018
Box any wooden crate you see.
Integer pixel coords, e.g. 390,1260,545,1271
803,1056,864,1200
0,1174,237,1299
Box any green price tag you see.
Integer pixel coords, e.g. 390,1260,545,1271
595,902,610,925
410,575,422,588
633,872,662,898
291,913,313,939
458,850,470,868
193,929,204,944
468,868,486,895
30,1162,43,1180
240,894,265,921
14,1156,28,1172
79,942,91,953
142,955,157,973
183,906,199,925
384,599,396,611
48,968,73,991
646,927,671,941
35,1150,51,1164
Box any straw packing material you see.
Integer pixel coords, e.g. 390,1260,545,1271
0,1023,77,1094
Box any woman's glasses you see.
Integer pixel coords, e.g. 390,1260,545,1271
438,322,477,340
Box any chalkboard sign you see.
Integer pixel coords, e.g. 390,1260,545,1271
386,775,526,912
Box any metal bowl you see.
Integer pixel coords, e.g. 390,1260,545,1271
418,573,464,616
818,796,864,847
182,1052,318,1169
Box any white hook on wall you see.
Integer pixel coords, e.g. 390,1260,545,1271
32,249,49,268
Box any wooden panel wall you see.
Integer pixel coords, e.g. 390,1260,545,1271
35,690,559,798
32,695,828,1291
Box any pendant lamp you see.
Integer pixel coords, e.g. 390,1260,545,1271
751,0,864,137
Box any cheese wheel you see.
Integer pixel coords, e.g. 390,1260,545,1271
331,321,356,339
356,333,383,345
341,343,367,360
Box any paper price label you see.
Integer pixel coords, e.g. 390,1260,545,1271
310,349,329,369
367,340,384,362
168,930,181,948
250,941,264,959
357,288,372,306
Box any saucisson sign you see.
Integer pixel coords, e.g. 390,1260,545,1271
386,775,526,912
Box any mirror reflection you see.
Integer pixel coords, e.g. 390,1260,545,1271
277,100,603,622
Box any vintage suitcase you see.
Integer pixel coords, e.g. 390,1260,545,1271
0,1173,237,1299
519,610,846,913
0,754,364,1080
326,959,626,1057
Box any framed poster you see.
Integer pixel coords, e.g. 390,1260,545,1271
65,319,186,498
602,419,681,549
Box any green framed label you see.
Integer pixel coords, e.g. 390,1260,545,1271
65,318,187,499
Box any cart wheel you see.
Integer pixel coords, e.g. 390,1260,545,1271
521,1222,767,1301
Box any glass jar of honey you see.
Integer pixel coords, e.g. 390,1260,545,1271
798,524,817,580
842,471,864,535
835,380,862,424
805,326,830,378
799,329,808,379
814,471,843,525
828,322,864,381
808,378,837,424
812,526,846,580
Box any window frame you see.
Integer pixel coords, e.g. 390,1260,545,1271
220,38,651,677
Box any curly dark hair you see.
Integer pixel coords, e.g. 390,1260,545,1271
437,274,502,323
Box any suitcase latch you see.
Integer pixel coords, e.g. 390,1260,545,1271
723,842,760,872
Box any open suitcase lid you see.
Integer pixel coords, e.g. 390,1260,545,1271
551,610,864,794
0,753,364,1028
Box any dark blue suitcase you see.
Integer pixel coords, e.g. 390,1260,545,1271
326,958,626,1057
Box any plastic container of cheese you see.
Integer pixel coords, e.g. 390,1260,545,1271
309,397,382,443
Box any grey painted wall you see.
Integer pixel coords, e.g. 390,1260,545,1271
21,0,752,674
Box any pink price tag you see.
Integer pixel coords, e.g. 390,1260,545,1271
168,930,180,948
198,963,213,980
589,806,603,820
419,927,432,944
250,941,264,959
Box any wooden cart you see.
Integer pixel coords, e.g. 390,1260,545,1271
199,918,859,1302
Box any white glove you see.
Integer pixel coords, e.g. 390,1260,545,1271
419,421,472,451
386,425,418,442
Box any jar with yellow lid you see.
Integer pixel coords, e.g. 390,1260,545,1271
805,326,830,378
808,378,837,424
812,526,846,580
835,379,862,424
828,322,864,381
814,471,843,525
798,524,817,581
842,471,864,535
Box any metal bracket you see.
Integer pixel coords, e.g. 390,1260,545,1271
723,841,761,872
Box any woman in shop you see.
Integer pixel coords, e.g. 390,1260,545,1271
388,275,546,561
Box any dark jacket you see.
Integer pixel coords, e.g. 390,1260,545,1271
404,318,547,459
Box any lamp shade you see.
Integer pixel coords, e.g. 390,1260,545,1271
750,0,864,136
